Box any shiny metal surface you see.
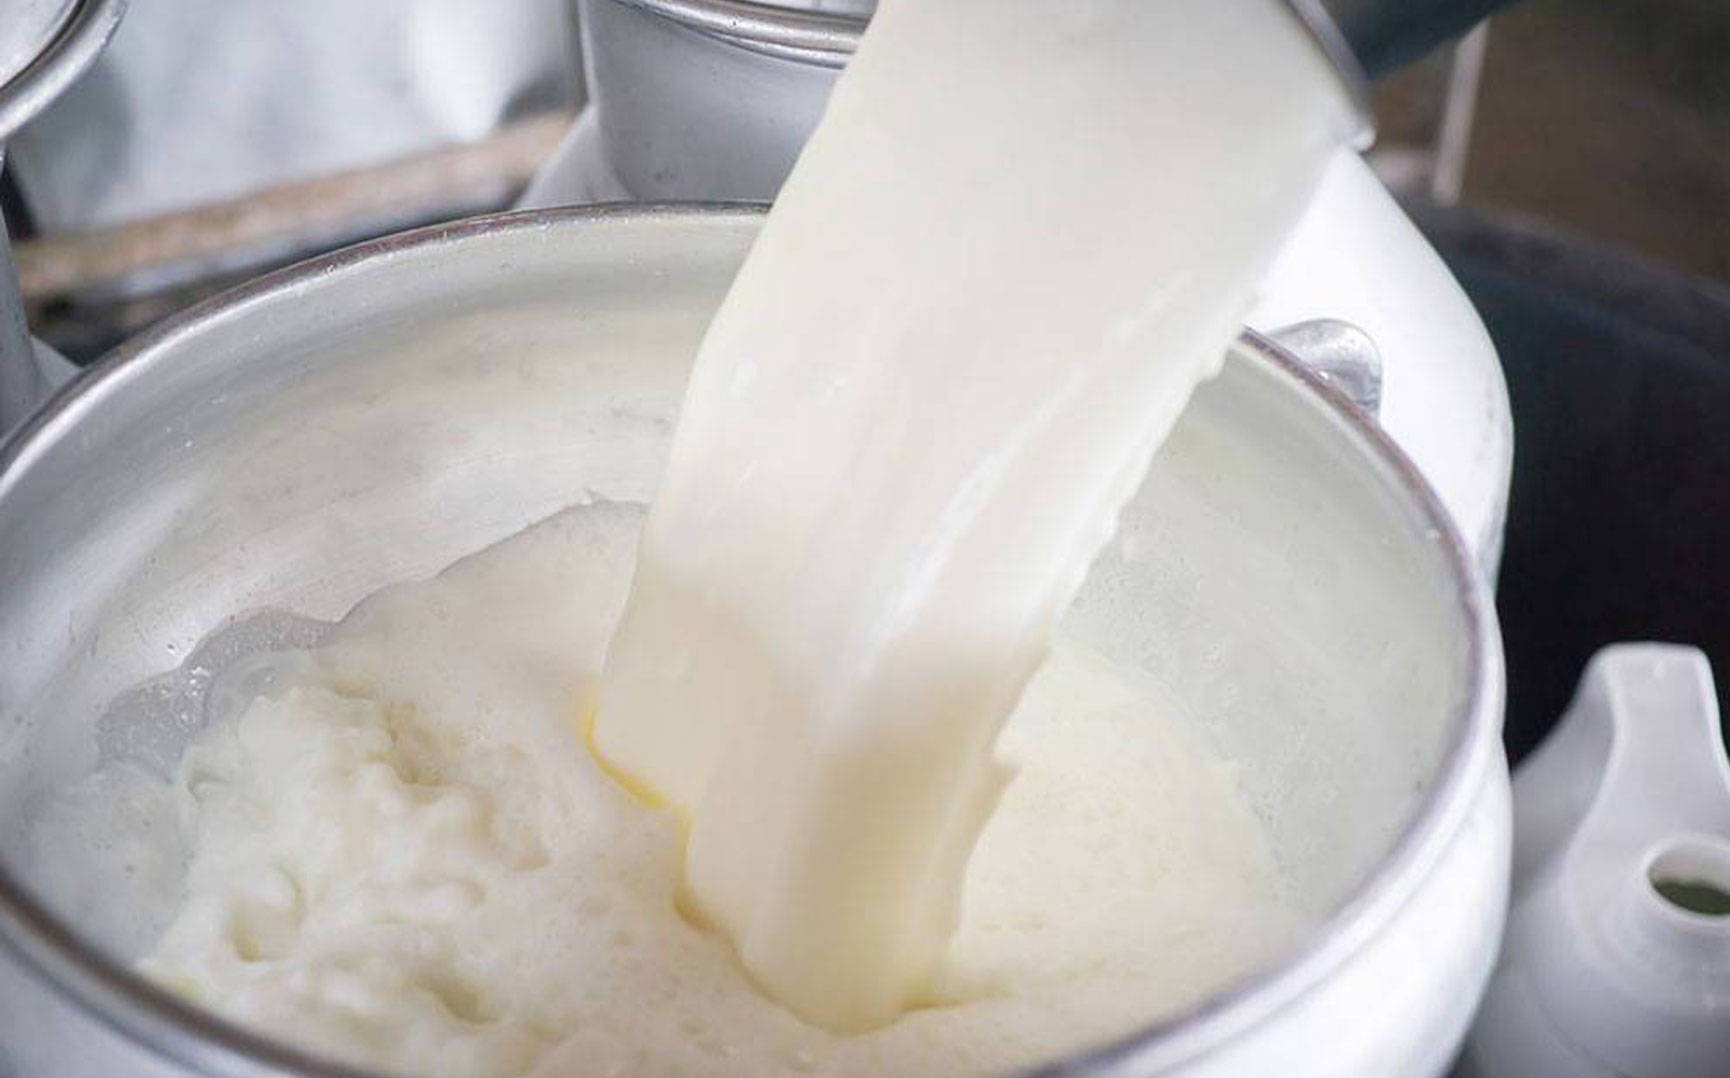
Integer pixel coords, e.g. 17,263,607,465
580,0,1372,200
0,205,1505,1076
603,0,860,62
0,200,39,433
1270,317,1385,416
578,0,842,198
600,0,1512,87
592,0,1382,110
596,0,1440,116
0,199,71,433
0,0,79,90
0,0,125,433
0,0,123,141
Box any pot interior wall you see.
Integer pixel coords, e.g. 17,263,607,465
0,211,1464,977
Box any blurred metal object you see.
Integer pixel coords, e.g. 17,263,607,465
0,212,39,430
576,0,1376,202
0,0,123,142
589,0,1516,135
5,0,575,234
603,0,861,63
0,0,125,430
0,1,80,87
577,0,844,199
13,114,570,305
516,108,631,209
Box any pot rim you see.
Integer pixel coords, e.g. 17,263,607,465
602,0,864,60
0,202,1501,1077
0,0,125,144
594,0,1374,135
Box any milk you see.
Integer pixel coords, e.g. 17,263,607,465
75,0,1366,1068
595,0,1351,1031
125,502,1302,1078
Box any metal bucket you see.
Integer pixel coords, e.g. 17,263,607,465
576,0,860,200
0,205,1508,1076
572,0,1372,202
0,0,126,431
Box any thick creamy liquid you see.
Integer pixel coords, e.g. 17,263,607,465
135,503,1302,1078
595,0,1350,1031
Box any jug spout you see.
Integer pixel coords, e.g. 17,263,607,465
1468,644,1730,1078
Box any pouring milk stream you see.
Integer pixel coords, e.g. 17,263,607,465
63,0,1367,1072
594,0,1353,1033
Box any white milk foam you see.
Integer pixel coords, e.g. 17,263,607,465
135,502,1303,1078
595,0,1350,1030
110,0,1355,1067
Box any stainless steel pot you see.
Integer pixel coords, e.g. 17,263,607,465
0,205,1508,1076
576,0,851,200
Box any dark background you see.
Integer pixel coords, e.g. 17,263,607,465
1373,0,1730,761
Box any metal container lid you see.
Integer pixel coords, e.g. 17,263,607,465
0,0,124,142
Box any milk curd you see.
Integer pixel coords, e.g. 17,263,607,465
128,502,1302,1078
98,0,1356,1070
